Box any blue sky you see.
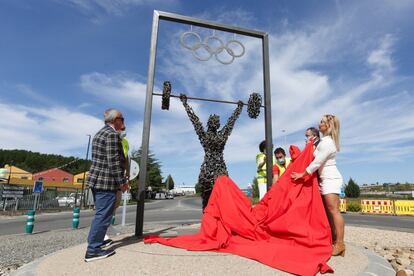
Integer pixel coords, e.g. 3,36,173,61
1,0,414,187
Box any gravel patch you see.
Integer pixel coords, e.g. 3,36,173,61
0,224,144,276
346,226,414,249
346,226,414,273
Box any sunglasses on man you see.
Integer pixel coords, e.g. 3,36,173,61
115,116,124,123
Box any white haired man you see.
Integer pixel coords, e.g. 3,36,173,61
85,108,128,262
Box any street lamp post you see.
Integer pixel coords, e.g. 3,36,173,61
7,162,13,185
2,161,13,210
80,135,91,208
282,130,286,146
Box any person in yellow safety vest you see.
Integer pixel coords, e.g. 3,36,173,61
122,136,129,159
272,147,291,185
256,140,275,200
119,128,129,188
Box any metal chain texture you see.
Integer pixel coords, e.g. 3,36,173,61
247,93,262,119
180,95,243,210
162,81,171,110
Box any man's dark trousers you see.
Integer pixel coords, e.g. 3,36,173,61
87,189,116,253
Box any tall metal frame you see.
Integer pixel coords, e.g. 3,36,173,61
135,10,273,237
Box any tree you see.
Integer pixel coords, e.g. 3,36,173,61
0,149,90,174
195,182,201,194
165,174,175,191
345,178,360,198
252,177,259,199
129,148,163,199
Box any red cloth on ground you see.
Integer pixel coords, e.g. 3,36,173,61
144,143,333,276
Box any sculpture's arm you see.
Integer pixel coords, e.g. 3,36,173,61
180,94,206,142
220,101,243,140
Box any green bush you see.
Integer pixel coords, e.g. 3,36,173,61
347,202,361,212
345,178,360,198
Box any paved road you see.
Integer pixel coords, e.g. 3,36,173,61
0,197,413,235
343,212,414,233
0,197,203,236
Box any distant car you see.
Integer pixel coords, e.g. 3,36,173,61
56,196,80,207
154,193,166,200
40,199,59,208
165,193,174,200
57,196,74,207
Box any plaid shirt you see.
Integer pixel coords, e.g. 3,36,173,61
87,125,126,191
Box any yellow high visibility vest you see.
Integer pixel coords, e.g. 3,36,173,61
122,138,129,158
274,157,291,177
256,153,275,184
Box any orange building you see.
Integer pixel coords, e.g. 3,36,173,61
33,168,73,183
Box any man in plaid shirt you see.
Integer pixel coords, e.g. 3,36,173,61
85,108,128,262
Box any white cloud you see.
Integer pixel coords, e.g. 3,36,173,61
80,71,205,118
0,103,102,156
62,0,178,22
80,72,147,108
367,34,395,78
67,0,159,15
79,71,210,158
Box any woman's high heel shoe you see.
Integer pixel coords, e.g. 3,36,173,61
332,242,346,257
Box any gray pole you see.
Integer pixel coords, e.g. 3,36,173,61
282,129,286,146
7,162,12,184
4,163,12,211
262,34,273,191
135,10,160,237
121,193,127,226
33,193,38,211
80,134,91,208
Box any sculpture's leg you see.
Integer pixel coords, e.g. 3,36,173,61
199,166,213,211
201,185,212,211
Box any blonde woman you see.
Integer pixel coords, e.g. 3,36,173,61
291,115,345,257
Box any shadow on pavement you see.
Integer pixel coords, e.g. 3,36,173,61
108,226,176,251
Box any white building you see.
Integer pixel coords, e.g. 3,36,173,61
172,186,196,195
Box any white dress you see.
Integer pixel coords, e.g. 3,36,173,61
305,136,343,195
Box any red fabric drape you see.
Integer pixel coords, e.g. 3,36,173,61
144,144,333,275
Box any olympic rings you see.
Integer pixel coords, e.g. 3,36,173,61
203,35,224,54
179,31,245,65
180,31,202,50
192,43,213,61
226,40,245,58
215,47,235,65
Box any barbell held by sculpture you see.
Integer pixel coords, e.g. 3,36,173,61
155,81,263,119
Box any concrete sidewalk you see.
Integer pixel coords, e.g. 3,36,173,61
13,224,395,276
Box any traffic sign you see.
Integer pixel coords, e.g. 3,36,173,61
1,185,24,199
129,159,140,180
33,181,43,193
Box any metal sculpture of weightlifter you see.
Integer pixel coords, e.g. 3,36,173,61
179,93,243,211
